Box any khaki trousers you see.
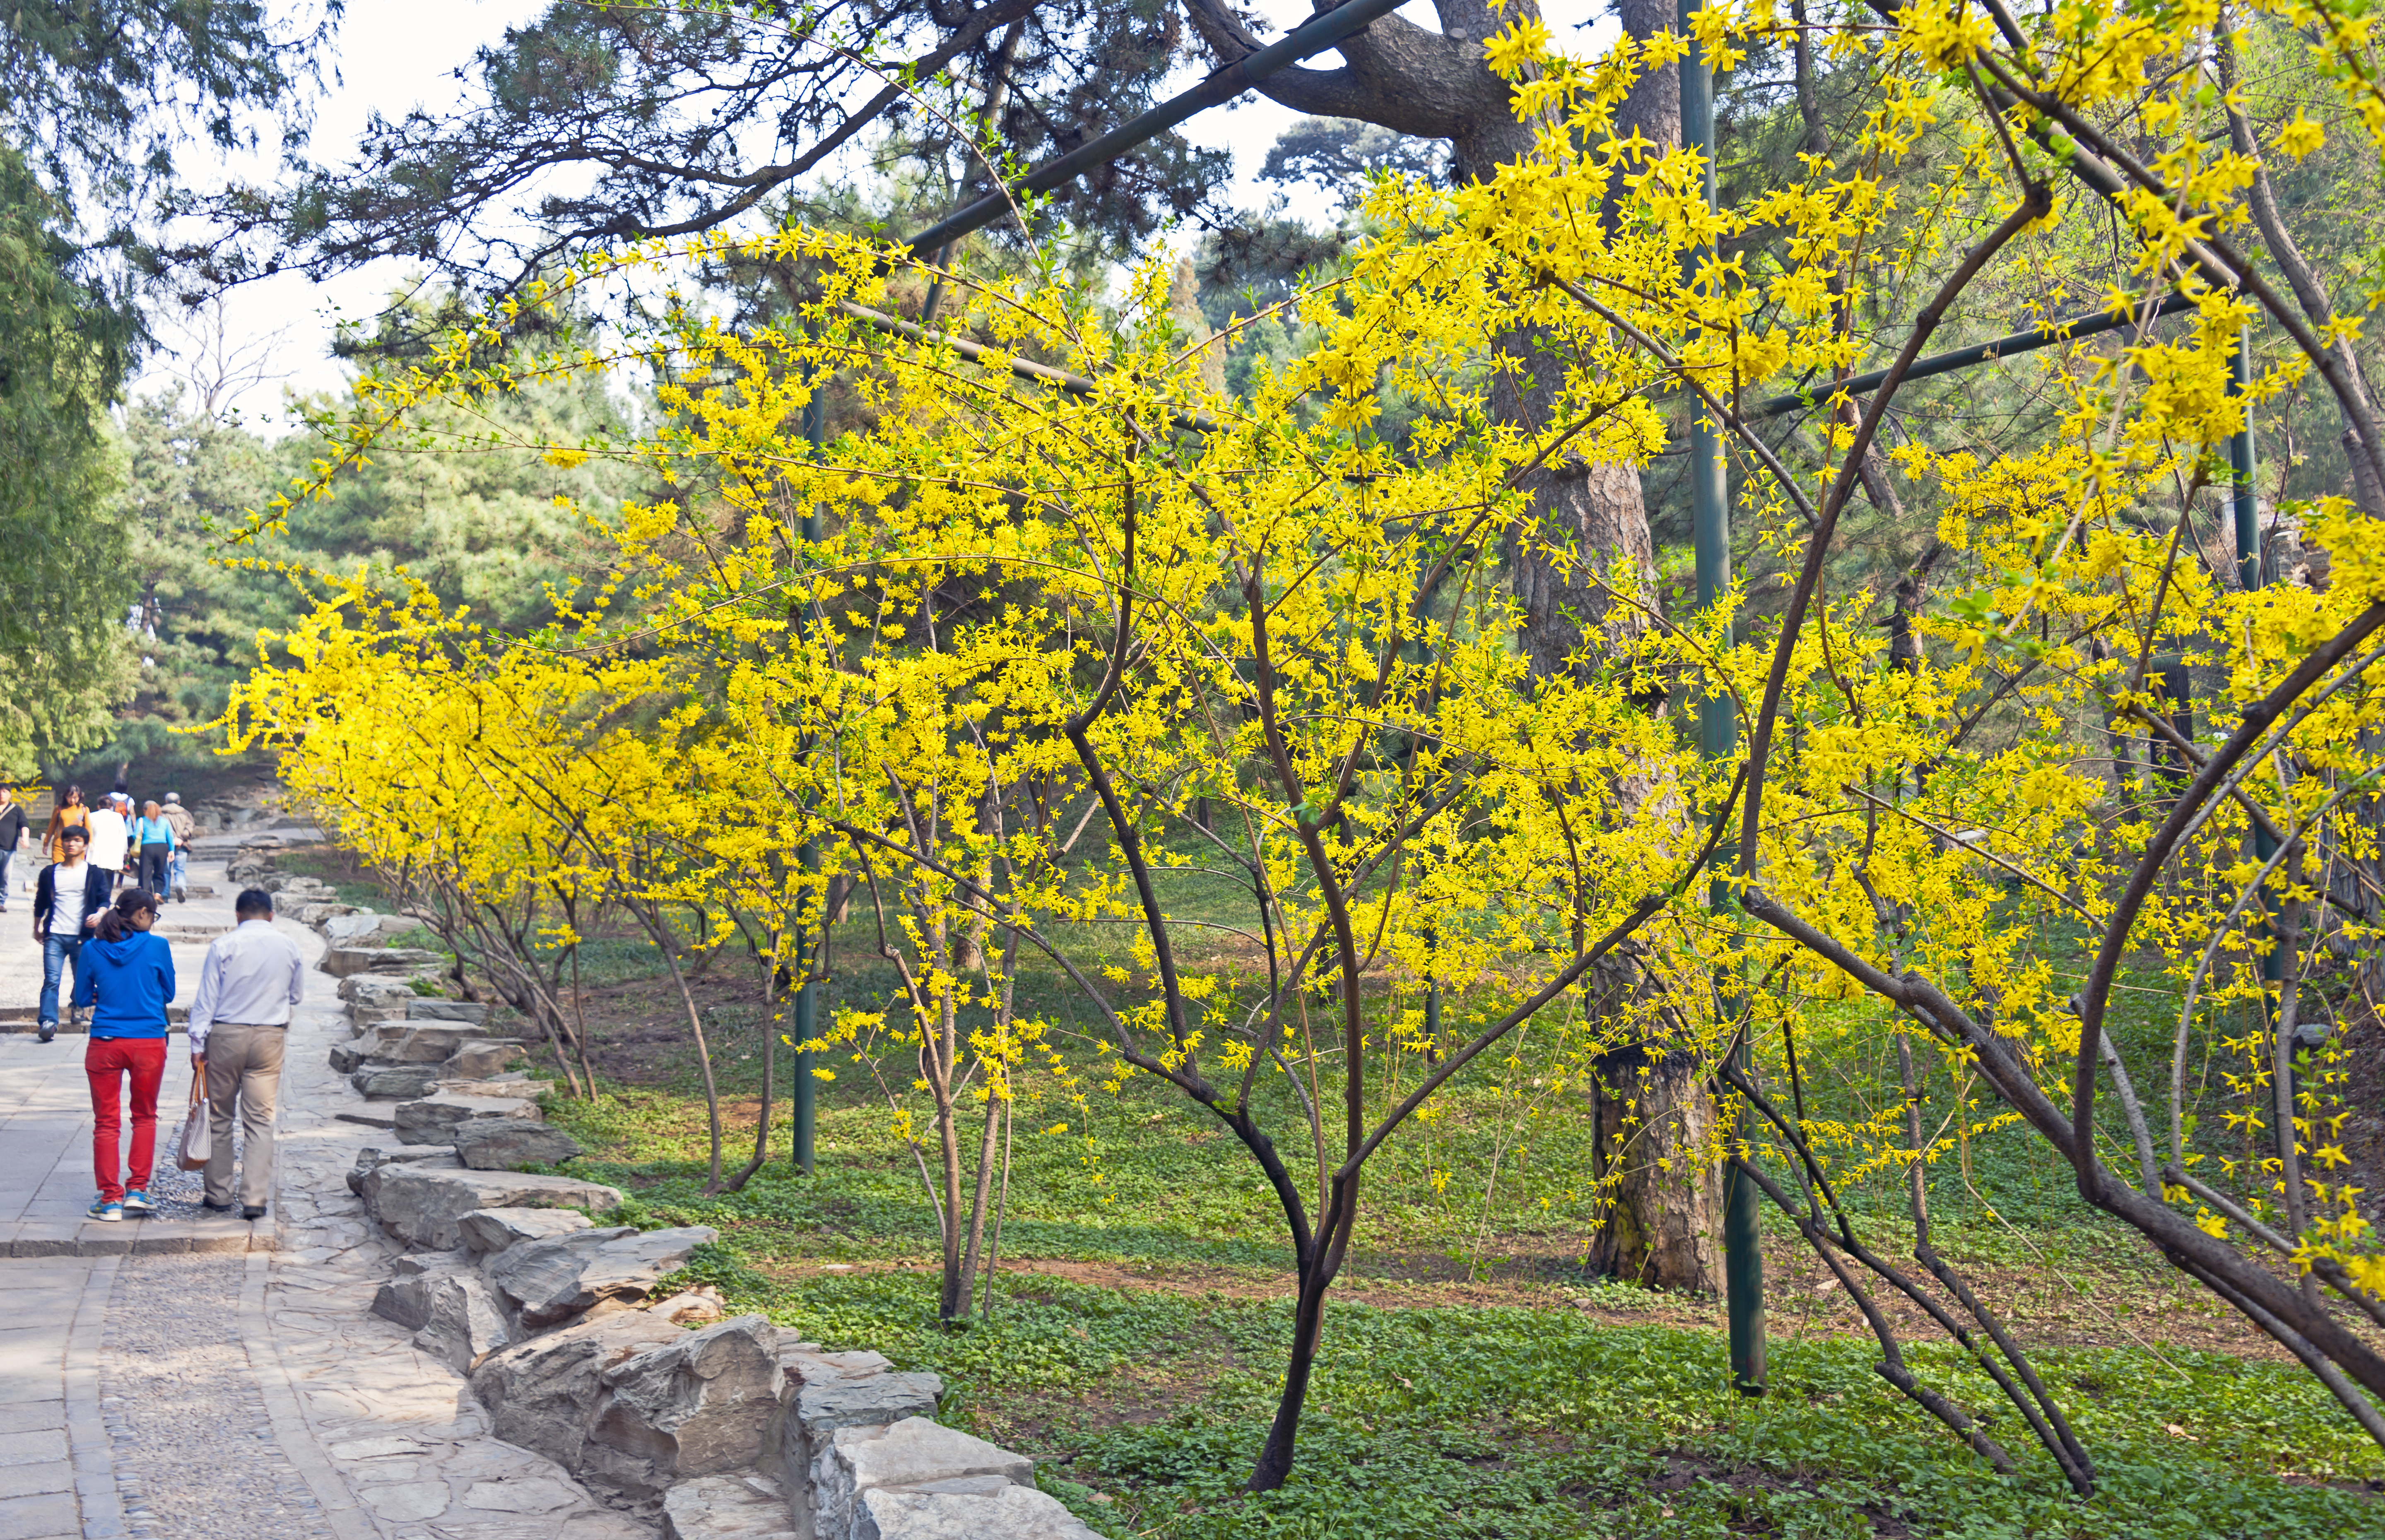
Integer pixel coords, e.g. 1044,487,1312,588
204,1022,286,1209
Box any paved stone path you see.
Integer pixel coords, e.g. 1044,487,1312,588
0,826,650,1539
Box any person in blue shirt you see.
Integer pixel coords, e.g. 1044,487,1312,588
76,888,175,1222
132,801,175,898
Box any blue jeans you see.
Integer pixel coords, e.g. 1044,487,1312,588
39,934,84,1027
169,849,187,894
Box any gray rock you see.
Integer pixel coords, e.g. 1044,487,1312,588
347,1145,459,1196
660,1472,799,1540
406,999,489,1024
817,1419,1034,1540
785,1348,893,1384
486,1225,716,1329
328,1043,384,1075
291,901,361,926
352,1064,441,1100
371,1256,476,1330
469,1309,687,1473
392,1249,465,1276
411,1271,515,1371
438,1075,537,1099
445,1037,526,1077
341,974,420,1005
777,1372,943,1507
458,1206,597,1255
323,911,426,946
393,1092,541,1145
323,945,446,978
367,1165,625,1251
581,1315,783,1502
370,1022,484,1063
454,1118,583,1169
355,1152,463,1211
852,1485,1102,1540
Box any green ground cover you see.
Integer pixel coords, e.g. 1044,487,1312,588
536,995,2384,1539
306,839,2380,1534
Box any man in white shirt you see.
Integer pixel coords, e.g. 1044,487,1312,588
84,794,130,887
188,888,306,1219
33,826,110,1043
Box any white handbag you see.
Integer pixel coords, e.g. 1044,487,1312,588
175,1077,211,1171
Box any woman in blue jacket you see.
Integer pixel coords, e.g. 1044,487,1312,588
76,888,174,1222
131,801,175,897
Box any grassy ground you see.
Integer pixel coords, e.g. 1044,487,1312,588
530,966,2381,1538
308,842,2385,1535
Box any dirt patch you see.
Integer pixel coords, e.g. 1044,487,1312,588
750,1242,2337,1365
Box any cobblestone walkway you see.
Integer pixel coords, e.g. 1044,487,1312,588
103,1252,332,1540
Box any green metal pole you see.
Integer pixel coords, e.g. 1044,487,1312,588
1681,0,1765,1397
2228,328,2280,992
791,378,824,1177
2230,326,2261,594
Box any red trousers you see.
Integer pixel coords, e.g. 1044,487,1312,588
87,1037,166,1203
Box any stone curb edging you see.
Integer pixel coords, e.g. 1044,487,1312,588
5,1218,272,1258
63,1253,126,1540
239,1249,380,1540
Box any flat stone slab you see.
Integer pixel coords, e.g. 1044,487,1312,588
458,1206,597,1254
405,999,490,1024
369,1022,484,1063
366,1165,625,1251
487,1225,717,1328
352,1064,442,1100
661,1471,798,1540
454,1118,583,1169
854,1484,1103,1539
818,1419,1084,1540
394,1093,541,1145
446,1037,528,1078
323,945,446,978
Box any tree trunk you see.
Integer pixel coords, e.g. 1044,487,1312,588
1586,1037,1725,1289
1247,1243,1336,1492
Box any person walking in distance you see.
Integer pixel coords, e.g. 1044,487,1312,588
159,793,196,902
75,889,174,1222
84,792,129,890
132,801,174,896
188,888,305,1220
43,783,87,862
0,784,26,912
33,826,112,1044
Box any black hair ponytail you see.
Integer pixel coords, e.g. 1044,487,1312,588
96,888,160,943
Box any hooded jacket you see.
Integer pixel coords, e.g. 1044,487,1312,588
75,931,175,1039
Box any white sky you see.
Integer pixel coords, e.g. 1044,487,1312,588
135,0,1609,428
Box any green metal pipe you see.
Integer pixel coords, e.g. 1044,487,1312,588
792,380,825,1177
1679,0,1766,1397
2227,327,2281,980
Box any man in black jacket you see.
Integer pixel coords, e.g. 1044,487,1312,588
34,826,112,1044
0,784,24,913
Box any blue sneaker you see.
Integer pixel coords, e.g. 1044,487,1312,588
122,1190,154,1216
87,1197,123,1222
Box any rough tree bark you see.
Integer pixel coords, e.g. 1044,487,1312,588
1183,0,1716,1292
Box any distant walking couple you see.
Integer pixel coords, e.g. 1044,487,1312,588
64,885,305,1225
